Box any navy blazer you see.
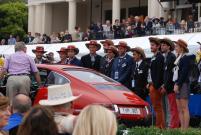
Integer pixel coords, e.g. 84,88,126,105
69,57,81,66
175,55,191,87
100,57,115,77
150,52,164,89
81,54,102,71
163,52,176,94
131,60,149,91
111,54,133,87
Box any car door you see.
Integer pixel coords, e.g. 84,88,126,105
33,69,70,105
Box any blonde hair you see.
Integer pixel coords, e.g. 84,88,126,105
73,105,117,135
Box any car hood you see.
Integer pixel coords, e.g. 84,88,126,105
97,89,148,106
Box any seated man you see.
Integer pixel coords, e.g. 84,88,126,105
3,94,32,135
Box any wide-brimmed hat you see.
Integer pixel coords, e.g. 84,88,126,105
85,40,101,51
100,39,114,47
131,47,146,59
115,41,130,52
57,47,67,53
66,45,79,55
105,46,118,56
197,42,201,45
39,84,80,106
160,38,175,51
32,46,47,53
149,37,160,45
174,39,189,53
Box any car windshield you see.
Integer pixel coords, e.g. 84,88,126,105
63,68,116,83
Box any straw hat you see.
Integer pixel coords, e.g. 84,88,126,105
85,40,101,51
174,39,189,53
57,47,67,53
100,39,114,46
32,46,47,53
105,46,118,56
131,47,146,59
160,38,175,51
66,45,79,55
115,41,130,52
39,84,80,106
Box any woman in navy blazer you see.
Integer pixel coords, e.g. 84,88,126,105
173,39,191,130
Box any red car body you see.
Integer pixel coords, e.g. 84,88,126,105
33,64,151,123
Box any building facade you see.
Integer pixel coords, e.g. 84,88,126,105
28,0,201,35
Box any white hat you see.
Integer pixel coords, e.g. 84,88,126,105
39,84,80,106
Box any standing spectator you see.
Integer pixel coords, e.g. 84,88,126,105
73,105,117,135
103,20,113,39
148,37,165,129
50,32,60,43
7,35,16,45
1,42,41,101
113,19,122,39
72,26,82,42
41,34,51,44
39,84,80,134
32,46,49,64
94,22,103,40
173,39,191,130
0,96,10,135
0,39,6,45
144,16,153,35
111,41,133,88
160,38,180,128
187,15,195,32
32,33,42,44
81,40,102,71
56,47,68,64
66,45,81,66
24,32,34,44
63,30,72,43
130,47,148,100
100,46,118,77
3,94,32,135
180,20,187,32
17,105,58,135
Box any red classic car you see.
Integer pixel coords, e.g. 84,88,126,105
32,64,151,125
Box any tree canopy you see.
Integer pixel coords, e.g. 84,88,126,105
0,1,27,39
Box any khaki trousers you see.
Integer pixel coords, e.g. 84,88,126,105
6,75,31,101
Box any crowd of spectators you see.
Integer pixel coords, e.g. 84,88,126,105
0,15,201,45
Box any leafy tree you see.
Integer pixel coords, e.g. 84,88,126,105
0,1,27,40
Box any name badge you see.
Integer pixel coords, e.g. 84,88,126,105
151,57,156,61
132,80,135,88
138,70,143,74
114,71,119,80
122,63,126,68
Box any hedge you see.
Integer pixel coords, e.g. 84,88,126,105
118,126,201,135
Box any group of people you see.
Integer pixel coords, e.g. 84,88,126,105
0,84,117,135
0,14,198,45
0,35,195,133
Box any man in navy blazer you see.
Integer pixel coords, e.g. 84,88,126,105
81,40,102,71
66,45,81,66
111,41,133,88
